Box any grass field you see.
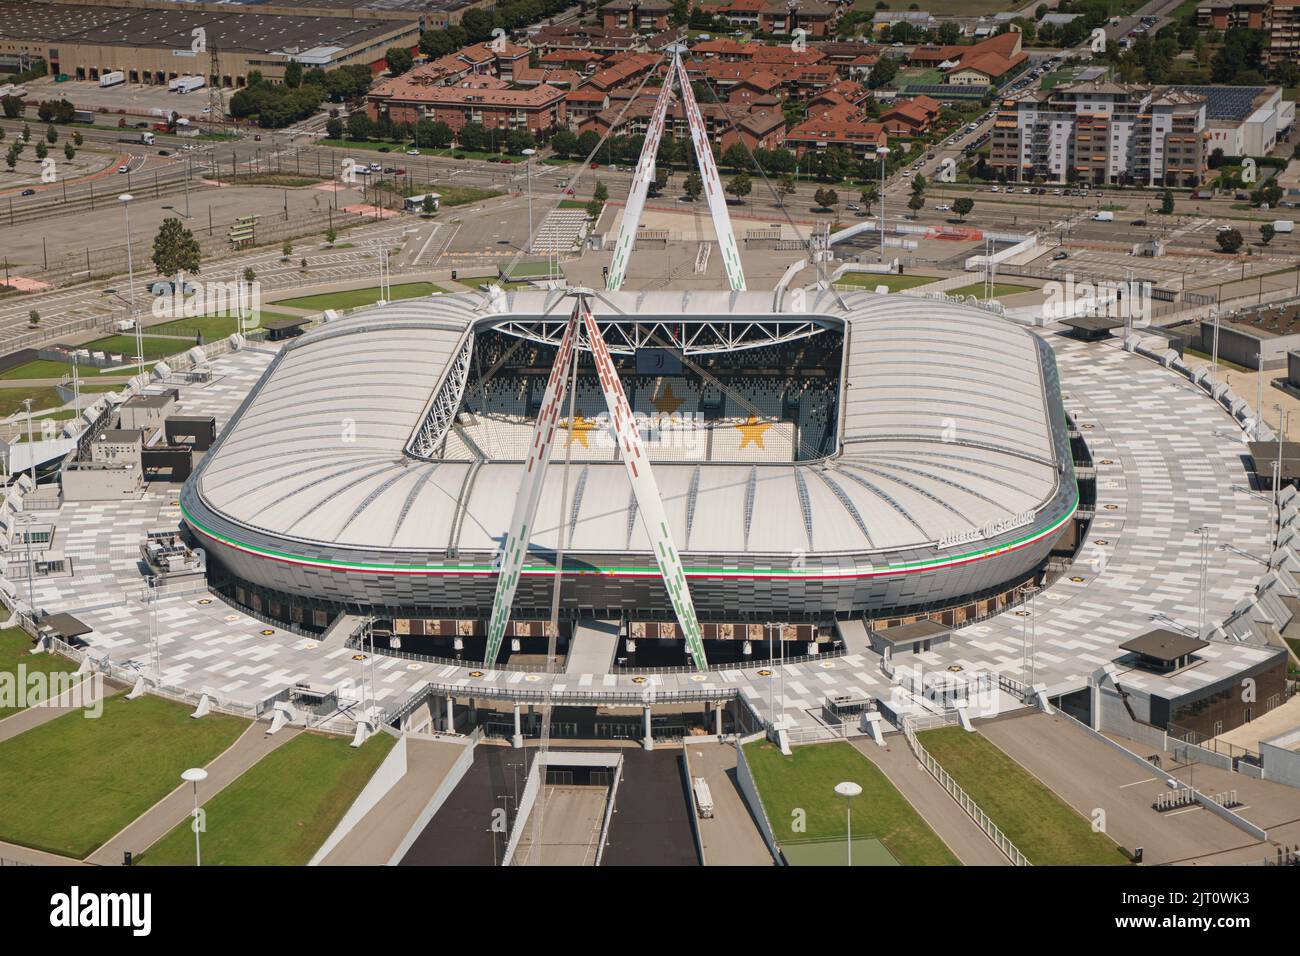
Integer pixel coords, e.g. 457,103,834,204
835,273,937,292
435,185,506,207
213,173,329,188
271,282,446,312
917,727,1128,866
0,695,247,858
0,359,80,382
82,334,182,363
743,740,959,866
145,311,302,340
0,386,65,417
139,732,396,866
0,627,76,721
948,282,1035,298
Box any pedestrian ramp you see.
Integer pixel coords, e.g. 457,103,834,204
564,617,620,675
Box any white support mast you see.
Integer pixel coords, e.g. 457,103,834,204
483,306,581,667
606,66,676,291
604,51,746,292
674,54,745,291
580,302,709,671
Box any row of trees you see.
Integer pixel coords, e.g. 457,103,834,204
230,64,374,129
417,0,574,59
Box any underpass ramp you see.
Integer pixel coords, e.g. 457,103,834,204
565,618,620,675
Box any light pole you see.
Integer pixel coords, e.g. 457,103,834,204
834,781,862,866
119,193,143,375
181,767,207,866
876,145,890,262
22,396,34,487
522,147,536,254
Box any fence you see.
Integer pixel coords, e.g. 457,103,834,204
899,715,1032,866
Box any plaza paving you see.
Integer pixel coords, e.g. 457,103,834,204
26,317,1279,732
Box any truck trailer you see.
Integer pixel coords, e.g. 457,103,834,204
99,71,125,88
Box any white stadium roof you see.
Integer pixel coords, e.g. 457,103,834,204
195,289,1064,559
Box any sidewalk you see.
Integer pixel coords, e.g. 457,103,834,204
851,737,1010,866
85,723,298,865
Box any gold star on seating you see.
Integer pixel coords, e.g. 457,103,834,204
563,413,598,448
652,382,685,416
735,415,773,449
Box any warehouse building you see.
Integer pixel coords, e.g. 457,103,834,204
0,1,420,86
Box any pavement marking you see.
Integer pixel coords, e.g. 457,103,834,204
1119,776,1158,789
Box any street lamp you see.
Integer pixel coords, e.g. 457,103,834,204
834,781,862,866
181,767,208,866
875,145,890,261
522,147,536,254
119,193,143,375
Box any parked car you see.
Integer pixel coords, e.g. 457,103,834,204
1130,218,1147,226
1053,250,1069,260
406,148,420,156
117,164,129,174
20,188,35,196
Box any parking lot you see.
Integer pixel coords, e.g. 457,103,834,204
979,712,1300,866
32,78,229,124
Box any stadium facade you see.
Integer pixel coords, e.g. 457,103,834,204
180,288,1079,646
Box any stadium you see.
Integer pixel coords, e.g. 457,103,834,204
178,286,1080,667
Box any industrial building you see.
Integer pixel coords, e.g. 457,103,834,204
0,1,420,86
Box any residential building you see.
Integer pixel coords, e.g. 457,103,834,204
601,0,674,32
367,77,567,135
989,80,1208,186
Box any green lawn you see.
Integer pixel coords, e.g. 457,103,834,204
948,281,1035,299
82,334,182,364
0,695,247,858
139,731,396,866
0,386,65,417
917,727,1128,866
270,282,446,312
143,311,302,340
0,627,77,721
0,359,81,382
435,185,506,207
835,273,937,292
743,740,959,866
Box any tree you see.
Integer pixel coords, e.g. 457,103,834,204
683,171,702,201
386,47,414,76
44,124,56,144
727,171,752,202
28,310,39,328
325,226,337,246
422,193,437,217
0,95,22,119
243,266,256,284
907,192,924,217
593,181,609,205
72,131,82,147
152,217,202,277
953,196,974,221
459,122,492,152
551,128,579,158
1160,189,1174,215
282,240,293,260
1216,227,1244,253
34,141,47,161
4,145,15,171
63,141,74,161
505,128,535,155
1260,222,1276,245
325,117,344,140
284,61,303,89
867,57,898,90
346,112,373,142
21,124,30,142
813,187,838,211
777,173,797,206
911,173,927,195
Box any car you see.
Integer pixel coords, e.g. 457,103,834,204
148,278,199,297
383,166,395,174
369,161,382,171
157,149,170,156
254,134,262,141
990,185,999,192
1053,250,1069,260
20,188,35,196
935,203,950,211
117,164,129,174
406,148,419,156
1130,218,1147,226
846,202,861,211
201,107,211,114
